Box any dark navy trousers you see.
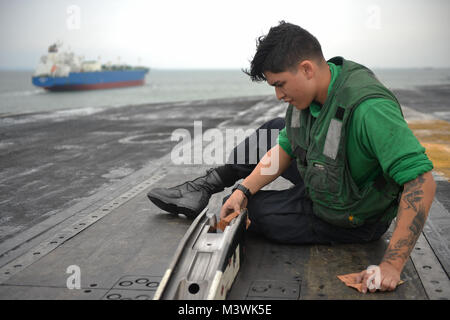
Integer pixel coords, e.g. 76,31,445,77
224,118,391,245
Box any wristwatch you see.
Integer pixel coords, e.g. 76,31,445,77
232,183,253,200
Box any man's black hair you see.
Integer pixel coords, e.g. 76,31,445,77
243,21,325,82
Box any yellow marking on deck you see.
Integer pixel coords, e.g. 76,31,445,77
407,120,450,181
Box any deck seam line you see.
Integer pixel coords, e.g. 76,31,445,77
409,232,450,300
0,171,167,285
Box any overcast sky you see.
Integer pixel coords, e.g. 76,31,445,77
0,0,449,70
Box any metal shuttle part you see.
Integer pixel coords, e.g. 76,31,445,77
154,207,248,300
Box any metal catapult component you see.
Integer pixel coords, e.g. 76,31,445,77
153,207,248,300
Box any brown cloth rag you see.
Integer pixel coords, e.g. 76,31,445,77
337,272,405,293
216,210,251,232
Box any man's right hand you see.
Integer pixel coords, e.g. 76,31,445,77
220,189,248,220
218,145,292,220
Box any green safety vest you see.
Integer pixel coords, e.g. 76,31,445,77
285,57,403,228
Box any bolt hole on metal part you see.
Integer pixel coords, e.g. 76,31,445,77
188,283,200,294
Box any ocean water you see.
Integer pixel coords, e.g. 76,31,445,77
0,68,449,116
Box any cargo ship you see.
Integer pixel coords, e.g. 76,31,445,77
32,42,149,91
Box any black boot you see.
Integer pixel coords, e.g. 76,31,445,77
147,168,225,219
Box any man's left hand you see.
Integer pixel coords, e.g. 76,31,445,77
355,262,401,293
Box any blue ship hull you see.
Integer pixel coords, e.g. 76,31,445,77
32,69,149,91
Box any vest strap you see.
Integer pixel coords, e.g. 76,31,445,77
335,106,345,120
293,145,307,166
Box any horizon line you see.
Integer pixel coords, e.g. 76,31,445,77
2,66,450,72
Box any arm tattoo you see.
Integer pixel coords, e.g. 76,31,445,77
402,174,425,211
382,174,427,266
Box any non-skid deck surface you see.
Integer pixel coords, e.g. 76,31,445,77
0,163,448,300
1,90,450,300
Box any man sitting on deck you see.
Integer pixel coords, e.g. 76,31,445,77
147,21,436,293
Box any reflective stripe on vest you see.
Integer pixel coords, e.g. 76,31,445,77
323,118,342,160
291,108,301,128
323,107,345,160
